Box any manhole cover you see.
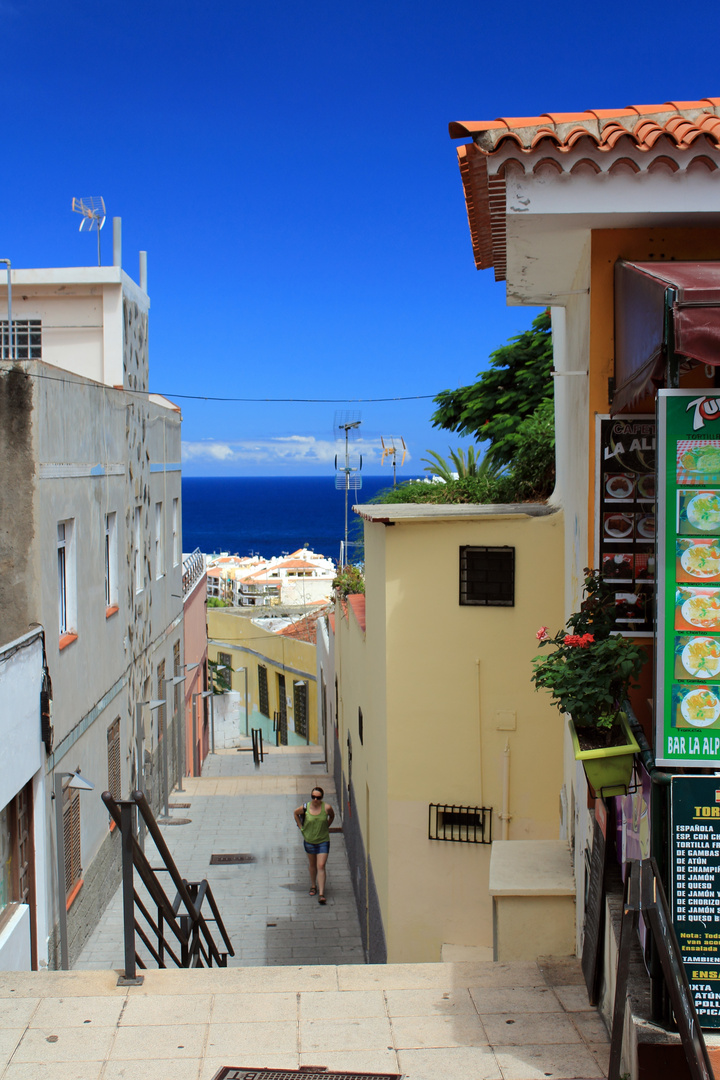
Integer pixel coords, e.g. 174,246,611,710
210,853,255,865
211,1069,401,1079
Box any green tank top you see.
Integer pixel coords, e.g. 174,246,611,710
302,803,330,844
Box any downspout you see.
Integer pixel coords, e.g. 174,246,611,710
0,259,11,359
498,740,511,840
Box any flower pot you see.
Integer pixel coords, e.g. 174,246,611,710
568,713,640,798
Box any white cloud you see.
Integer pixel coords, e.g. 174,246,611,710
182,436,386,466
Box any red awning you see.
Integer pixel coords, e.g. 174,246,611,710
613,261,720,413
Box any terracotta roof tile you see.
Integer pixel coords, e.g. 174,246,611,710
450,98,720,277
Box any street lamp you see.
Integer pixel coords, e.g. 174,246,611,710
53,770,94,970
161,675,186,819
134,699,165,849
192,690,213,775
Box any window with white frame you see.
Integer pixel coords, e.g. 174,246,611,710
154,501,164,579
172,497,180,567
1,320,41,360
57,519,77,637
134,506,142,593
105,512,118,608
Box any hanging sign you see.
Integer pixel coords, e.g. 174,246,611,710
657,391,720,767
671,775,720,1028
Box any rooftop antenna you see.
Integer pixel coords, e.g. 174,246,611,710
380,436,407,486
71,197,106,266
334,411,362,568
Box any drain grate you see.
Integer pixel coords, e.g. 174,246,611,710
210,853,255,865
158,817,192,826
170,802,191,809
211,1069,401,1079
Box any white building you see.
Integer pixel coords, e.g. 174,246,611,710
0,245,183,967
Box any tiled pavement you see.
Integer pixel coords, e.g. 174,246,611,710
77,745,364,969
0,957,610,1079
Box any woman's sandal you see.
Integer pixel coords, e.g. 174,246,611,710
318,895,327,905
309,886,317,896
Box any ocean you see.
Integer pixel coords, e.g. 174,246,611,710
181,475,400,562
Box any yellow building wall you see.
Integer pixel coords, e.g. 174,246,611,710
338,507,565,963
207,609,319,744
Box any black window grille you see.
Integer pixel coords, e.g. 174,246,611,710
1,320,41,360
429,803,492,844
258,665,269,717
294,681,308,739
358,706,363,745
459,546,514,607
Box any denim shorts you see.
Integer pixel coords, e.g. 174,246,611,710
303,840,330,855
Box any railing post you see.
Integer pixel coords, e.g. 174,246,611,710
117,799,143,986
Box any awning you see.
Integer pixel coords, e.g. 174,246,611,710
613,261,720,413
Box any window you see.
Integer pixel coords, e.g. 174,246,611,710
172,498,180,567
134,506,142,593
173,640,181,721
0,785,33,915
217,652,232,692
105,512,118,610
62,783,82,898
155,501,164,578
57,519,77,639
459,546,515,607
358,706,363,746
294,681,308,739
0,319,41,360
107,718,121,800
258,665,269,717
428,803,492,844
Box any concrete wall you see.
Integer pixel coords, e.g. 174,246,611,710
183,573,209,774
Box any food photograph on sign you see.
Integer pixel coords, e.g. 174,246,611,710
672,684,720,729
676,538,720,582
674,634,720,679
677,439,720,485
678,490,720,535
675,586,720,631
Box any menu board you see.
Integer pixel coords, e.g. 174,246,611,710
597,416,656,634
671,775,720,1027
657,392,720,766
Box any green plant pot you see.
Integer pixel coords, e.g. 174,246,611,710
568,713,640,798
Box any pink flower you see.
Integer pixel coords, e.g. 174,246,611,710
536,626,549,640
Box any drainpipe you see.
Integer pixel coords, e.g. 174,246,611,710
499,741,512,840
0,259,11,359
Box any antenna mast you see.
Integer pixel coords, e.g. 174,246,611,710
335,413,362,568
71,197,106,266
380,436,407,486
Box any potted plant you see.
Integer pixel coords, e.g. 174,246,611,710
532,568,645,797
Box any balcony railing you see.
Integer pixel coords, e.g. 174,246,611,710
182,548,205,598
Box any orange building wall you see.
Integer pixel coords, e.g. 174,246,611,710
183,574,209,774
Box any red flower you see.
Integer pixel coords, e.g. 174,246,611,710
536,626,549,640
564,633,595,648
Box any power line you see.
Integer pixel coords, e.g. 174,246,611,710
0,363,436,403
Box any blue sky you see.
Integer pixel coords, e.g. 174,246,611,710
2,0,718,476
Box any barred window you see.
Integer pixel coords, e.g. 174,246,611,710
107,717,121,800
294,681,308,739
1,320,41,360
258,665,269,717
459,546,515,607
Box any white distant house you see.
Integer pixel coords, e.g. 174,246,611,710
206,549,336,607
0,242,183,969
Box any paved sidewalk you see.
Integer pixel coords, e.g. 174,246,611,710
0,957,610,1080
76,745,365,970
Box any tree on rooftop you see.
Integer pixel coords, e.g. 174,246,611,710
431,310,553,468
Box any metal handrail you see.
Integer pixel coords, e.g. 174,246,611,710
102,790,235,981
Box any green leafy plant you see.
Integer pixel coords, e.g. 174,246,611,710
531,569,646,738
420,445,490,482
333,564,365,598
431,310,553,467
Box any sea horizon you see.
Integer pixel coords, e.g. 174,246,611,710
181,474,418,563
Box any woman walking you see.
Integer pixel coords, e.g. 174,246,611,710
294,786,334,904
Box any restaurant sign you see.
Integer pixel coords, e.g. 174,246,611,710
657,391,720,767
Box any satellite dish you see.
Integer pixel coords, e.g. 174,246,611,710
71,197,106,265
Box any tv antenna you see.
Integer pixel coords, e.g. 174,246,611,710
334,411,362,567
380,436,407,486
71,197,106,266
